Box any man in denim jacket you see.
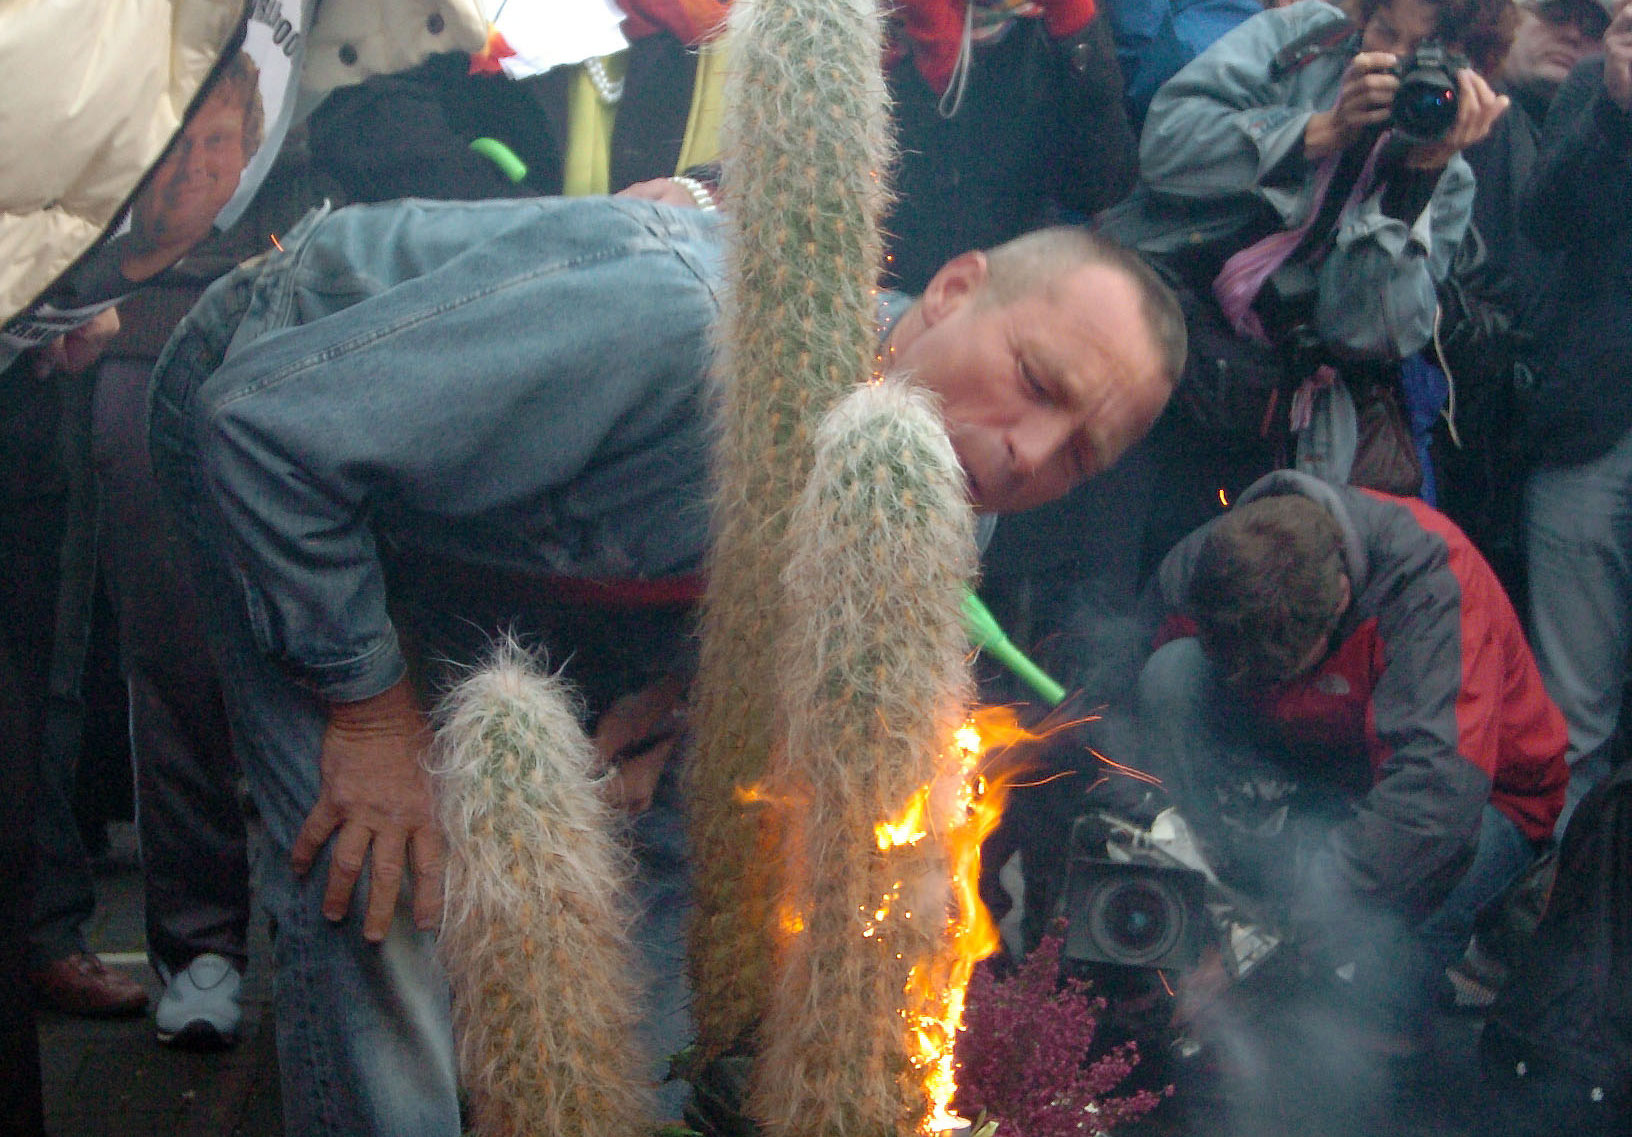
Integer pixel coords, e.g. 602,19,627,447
148,194,1181,1134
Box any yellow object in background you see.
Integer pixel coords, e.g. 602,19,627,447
562,42,726,197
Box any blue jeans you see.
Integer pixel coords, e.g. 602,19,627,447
149,197,719,1134
1524,426,1632,835
1135,638,1539,1018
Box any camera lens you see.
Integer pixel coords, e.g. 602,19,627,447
1086,876,1187,967
1391,45,1464,143
1394,78,1458,140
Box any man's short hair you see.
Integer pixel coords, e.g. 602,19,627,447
1188,495,1347,689
980,226,1188,387
212,50,266,162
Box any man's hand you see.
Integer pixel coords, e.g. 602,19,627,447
292,678,445,942
33,307,120,378
593,676,686,815
1306,52,1402,159
1403,68,1510,171
616,177,702,208
1605,0,1632,112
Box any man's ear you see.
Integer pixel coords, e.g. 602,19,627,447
1336,572,1352,617
920,250,988,327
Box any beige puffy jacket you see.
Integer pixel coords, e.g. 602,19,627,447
0,0,486,325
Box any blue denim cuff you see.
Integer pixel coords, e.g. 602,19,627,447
301,627,409,705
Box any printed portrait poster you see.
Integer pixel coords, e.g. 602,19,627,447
0,0,312,368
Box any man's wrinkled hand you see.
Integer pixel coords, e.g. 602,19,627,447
292,678,446,943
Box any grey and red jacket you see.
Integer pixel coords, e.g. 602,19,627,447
1154,471,1567,910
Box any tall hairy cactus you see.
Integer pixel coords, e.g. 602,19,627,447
430,646,655,1137
687,0,895,1058
750,381,977,1137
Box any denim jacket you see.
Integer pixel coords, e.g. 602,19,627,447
155,196,726,702
1098,0,1474,360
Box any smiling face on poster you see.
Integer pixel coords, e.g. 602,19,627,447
118,51,266,283
0,0,307,366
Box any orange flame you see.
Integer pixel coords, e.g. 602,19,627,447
888,707,1037,1132
864,706,1085,1130
735,782,799,808
876,785,932,850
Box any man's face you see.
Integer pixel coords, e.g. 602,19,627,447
889,255,1171,514
131,88,250,260
1361,0,1442,59
1505,2,1607,89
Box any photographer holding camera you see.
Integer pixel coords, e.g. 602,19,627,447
1099,0,1515,561
1104,0,1514,358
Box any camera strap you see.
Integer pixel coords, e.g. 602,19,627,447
1213,131,1390,344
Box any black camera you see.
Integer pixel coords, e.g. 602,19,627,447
1058,811,1287,980
1059,815,1209,972
1390,43,1468,144
1062,858,1209,970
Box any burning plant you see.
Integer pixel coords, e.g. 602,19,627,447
686,0,896,1063
750,378,978,1137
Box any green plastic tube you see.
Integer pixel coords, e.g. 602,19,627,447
960,590,1066,707
469,137,528,184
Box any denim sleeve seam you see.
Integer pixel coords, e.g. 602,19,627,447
298,631,407,704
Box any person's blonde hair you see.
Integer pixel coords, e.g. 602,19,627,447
210,51,266,161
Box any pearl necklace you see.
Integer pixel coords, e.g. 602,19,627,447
584,55,624,106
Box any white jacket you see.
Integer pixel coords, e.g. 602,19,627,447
0,0,485,325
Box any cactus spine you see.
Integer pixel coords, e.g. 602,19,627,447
751,381,977,1137
688,0,895,1058
430,646,655,1137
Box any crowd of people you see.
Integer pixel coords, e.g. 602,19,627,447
1,0,1628,1133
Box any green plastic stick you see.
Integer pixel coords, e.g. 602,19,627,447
469,137,528,184
961,590,1066,707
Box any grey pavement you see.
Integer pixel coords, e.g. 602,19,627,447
38,826,1494,1137
37,824,282,1137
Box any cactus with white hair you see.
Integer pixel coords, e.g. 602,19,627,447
750,380,978,1137
429,645,655,1137
687,0,896,1059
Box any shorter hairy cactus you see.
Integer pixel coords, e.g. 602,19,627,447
752,380,977,1137
430,644,654,1137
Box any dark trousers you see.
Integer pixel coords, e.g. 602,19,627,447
26,367,98,970
94,358,249,974
27,355,251,976
0,356,65,1137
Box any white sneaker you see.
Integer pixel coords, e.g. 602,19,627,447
155,953,242,1049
